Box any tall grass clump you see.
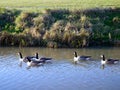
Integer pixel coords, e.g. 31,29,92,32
15,12,37,32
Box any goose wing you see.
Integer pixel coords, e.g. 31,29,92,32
80,55,91,58
40,57,52,61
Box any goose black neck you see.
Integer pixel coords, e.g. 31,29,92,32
27,57,31,62
19,52,23,58
74,52,77,57
36,53,39,59
102,55,105,61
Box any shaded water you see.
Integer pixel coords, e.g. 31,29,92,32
0,47,120,90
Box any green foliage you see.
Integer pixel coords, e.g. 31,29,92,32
50,9,70,20
0,8,18,32
15,12,37,32
70,36,82,48
0,8,120,47
33,14,55,32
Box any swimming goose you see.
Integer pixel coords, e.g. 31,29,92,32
74,51,91,64
101,54,119,65
26,57,44,67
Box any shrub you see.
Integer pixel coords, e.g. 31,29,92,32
70,36,82,48
80,15,92,28
0,8,18,32
65,22,78,33
50,9,70,20
50,20,66,32
0,8,120,47
33,14,55,30
15,12,37,32
62,31,75,46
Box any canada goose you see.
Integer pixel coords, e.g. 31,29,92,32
101,54,119,65
26,57,44,67
74,51,91,64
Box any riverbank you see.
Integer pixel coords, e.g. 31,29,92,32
0,7,120,48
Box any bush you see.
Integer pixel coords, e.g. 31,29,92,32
0,8,120,47
15,12,37,32
33,14,55,30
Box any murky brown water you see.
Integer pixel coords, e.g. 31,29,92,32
0,47,120,90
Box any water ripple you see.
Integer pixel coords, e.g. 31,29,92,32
0,48,120,90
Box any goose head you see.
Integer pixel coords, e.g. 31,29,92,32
100,54,106,68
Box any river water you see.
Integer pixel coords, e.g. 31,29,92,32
0,47,120,90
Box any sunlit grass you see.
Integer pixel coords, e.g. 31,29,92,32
0,0,120,11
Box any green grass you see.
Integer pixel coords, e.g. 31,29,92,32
0,0,120,11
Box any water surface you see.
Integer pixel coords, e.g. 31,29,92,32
0,47,120,90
